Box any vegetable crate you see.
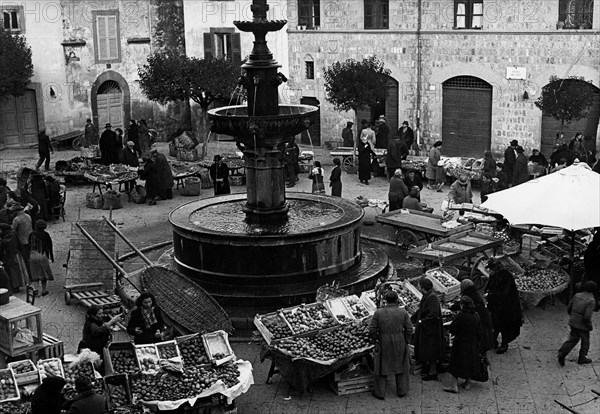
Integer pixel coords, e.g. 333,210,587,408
104,341,139,375
104,373,133,411
425,268,461,302
0,368,20,403
7,359,39,386
330,363,374,396
253,313,293,345
37,357,65,380
202,330,235,366
155,339,182,362
325,297,356,324
134,344,161,373
176,333,211,367
39,333,64,360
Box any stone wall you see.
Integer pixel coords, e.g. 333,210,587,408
285,0,600,156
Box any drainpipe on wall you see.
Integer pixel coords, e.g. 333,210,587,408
415,0,423,151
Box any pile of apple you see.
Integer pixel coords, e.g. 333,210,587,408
135,346,160,372
274,322,373,361
0,370,18,401
343,296,370,319
282,304,337,334
9,361,35,374
111,350,138,373
261,315,293,340
516,269,567,292
156,342,179,360
178,336,210,366
428,270,459,288
131,364,240,402
38,359,63,379
0,401,28,414
64,362,95,386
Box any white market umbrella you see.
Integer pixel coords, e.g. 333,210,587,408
481,164,600,231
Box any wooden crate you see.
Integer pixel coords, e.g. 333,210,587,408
8,360,39,386
202,330,235,366
330,370,374,396
103,341,138,375
39,333,64,360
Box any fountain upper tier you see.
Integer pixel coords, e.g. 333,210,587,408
207,104,318,146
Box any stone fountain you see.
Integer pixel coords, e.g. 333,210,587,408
168,0,388,313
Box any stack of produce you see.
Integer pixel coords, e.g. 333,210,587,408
64,362,95,387
273,322,373,362
516,268,568,292
343,296,370,319
281,304,337,334
135,346,161,373
130,364,240,402
110,349,138,374
37,358,64,380
258,314,293,341
177,335,210,366
0,370,18,402
0,401,29,414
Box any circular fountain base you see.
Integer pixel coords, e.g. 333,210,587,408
169,193,389,310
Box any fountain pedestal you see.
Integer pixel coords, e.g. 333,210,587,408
243,145,288,216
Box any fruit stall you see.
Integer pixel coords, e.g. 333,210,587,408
0,330,253,414
255,299,375,394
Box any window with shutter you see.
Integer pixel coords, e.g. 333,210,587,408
93,10,121,64
2,6,24,33
206,28,241,63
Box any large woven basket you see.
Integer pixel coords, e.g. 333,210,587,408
141,265,232,334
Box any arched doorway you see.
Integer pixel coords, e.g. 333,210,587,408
300,97,321,146
442,76,493,157
91,71,130,132
540,80,600,157
356,75,400,137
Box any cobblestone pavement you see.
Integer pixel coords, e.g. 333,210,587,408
1,143,599,414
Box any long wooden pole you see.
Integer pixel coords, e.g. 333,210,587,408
102,216,153,266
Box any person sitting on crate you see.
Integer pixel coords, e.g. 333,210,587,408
31,376,66,414
64,376,106,414
127,292,167,344
79,304,122,359
369,290,413,399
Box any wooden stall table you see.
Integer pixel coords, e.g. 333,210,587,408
376,209,474,248
84,171,138,197
0,296,44,367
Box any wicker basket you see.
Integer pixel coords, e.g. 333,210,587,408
141,265,232,334
229,175,245,186
85,193,104,209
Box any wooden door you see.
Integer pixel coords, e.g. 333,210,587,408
442,76,492,158
0,90,38,148
97,93,123,130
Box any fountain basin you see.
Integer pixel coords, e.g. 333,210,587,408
207,104,319,145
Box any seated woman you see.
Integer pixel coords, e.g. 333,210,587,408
79,305,122,358
127,292,166,344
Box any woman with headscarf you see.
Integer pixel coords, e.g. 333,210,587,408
28,173,49,220
127,292,166,344
443,296,482,393
79,304,122,358
450,279,494,352
28,219,54,296
0,223,28,292
309,160,326,194
31,376,66,414
412,277,446,381
358,134,377,185
426,141,444,192
486,259,523,354
388,169,409,211
139,154,160,205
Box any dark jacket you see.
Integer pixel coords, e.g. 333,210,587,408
37,131,52,153
504,146,516,171
329,165,342,197
386,139,405,170
67,390,106,414
584,233,600,287
412,290,445,363
127,305,165,344
369,304,413,375
140,159,160,199
31,376,66,414
342,126,354,147
99,130,120,165
483,156,497,177
120,147,139,167
513,153,529,186
80,317,111,356
403,174,423,191
388,176,409,211
450,286,493,351
154,153,174,194
209,162,231,195
567,291,596,331
486,269,522,343
398,126,414,150
357,142,376,181
448,310,482,379
529,153,548,167
375,122,390,149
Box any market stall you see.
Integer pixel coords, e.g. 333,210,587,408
84,164,138,195
376,209,475,248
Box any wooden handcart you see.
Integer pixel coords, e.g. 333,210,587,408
50,130,84,150
376,209,475,248
329,146,387,174
64,282,122,315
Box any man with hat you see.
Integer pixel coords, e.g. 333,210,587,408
341,120,354,148
11,202,32,280
84,118,99,147
513,145,529,186
398,121,414,152
35,129,53,171
120,141,139,193
209,154,231,196
99,123,120,165
375,115,390,149
369,289,413,399
448,174,473,204
503,140,518,187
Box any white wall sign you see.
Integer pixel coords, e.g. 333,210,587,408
506,67,527,80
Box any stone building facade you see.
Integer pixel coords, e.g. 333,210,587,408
284,0,600,158
0,0,186,149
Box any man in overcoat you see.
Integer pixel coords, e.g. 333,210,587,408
368,290,413,399
503,140,518,186
412,277,445,381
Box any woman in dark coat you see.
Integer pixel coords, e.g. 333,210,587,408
99,124,120,165
444,296,482,393
482,151,497,178
388,169,409,211
412,277,446,381
486,259,523,354
152,150,174,200
127,292,166,344
357,136,376,184
451,279,494,351
329,158,342,197
31,376,66,414
513,146,529,186
209,155,231,196
0,223,28,292
369,290,413,399
140,156,160,204
79,304,122,357
28,173,48,220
